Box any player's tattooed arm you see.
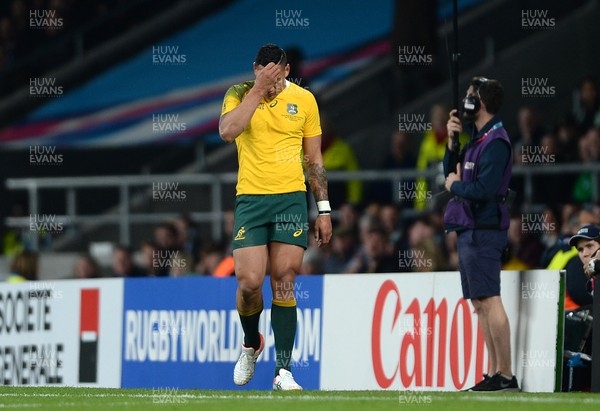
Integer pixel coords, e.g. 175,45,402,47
307,163,329,201
303,135,332,247
303,135,329,201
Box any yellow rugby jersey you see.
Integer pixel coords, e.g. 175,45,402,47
221,80,321,195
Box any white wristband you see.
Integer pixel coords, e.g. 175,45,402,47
317,200,331,214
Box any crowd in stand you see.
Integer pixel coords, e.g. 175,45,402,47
2,75,599,283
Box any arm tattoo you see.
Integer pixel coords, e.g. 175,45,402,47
307,163,329,202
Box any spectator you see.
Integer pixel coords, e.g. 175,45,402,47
546,212,596,312
571,76,600,133
6,250,38,282
562,224,598,392
320,113,363,206
555,117,580,162
532,133,573,207
73,254,101,279
590,202,600,224
383,130,417,170
541,205,581,268
503,215,544,270
379,203,404,254
373,130,417,204
404,216,445,272
169,251,194,277
153,222,180,276
512,106,545,158
573,127,600,203
357,209,382,245
299,248,324,275
445,231,459,270
222,209,235,254
560,204,581,237
139,240,160,276
195,243,225,276
173,214,201,265
213,255,235,277
539,206,561,260
211,209,237,278
346,226,397,273
112,245,146,277
337,203,360,235
323,225,358,273
411,237,446,272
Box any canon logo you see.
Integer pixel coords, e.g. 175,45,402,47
371,280,489,390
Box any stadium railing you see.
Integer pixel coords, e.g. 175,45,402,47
5,163,599,251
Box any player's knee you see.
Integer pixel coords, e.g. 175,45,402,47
238,276,263,298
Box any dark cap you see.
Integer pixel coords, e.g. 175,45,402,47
569,225,600,247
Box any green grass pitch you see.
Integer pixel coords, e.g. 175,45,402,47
0,387,598,411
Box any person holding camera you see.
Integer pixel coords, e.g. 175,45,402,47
443,76,518,392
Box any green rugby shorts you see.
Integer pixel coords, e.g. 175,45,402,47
232,192,308,250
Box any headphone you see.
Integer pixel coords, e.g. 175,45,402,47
463,77,489,115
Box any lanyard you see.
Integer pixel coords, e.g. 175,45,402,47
476,121,503,143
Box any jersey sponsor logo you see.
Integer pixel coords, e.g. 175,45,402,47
269,100,278,108
234,227,246,240
293,229,303,237
287,103,298,114
464,161,475,170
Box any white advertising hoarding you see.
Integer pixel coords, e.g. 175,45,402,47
0,279,123,387
320,270,562,392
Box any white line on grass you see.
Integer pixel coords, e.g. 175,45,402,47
1,391,598,405
0,392,394,401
